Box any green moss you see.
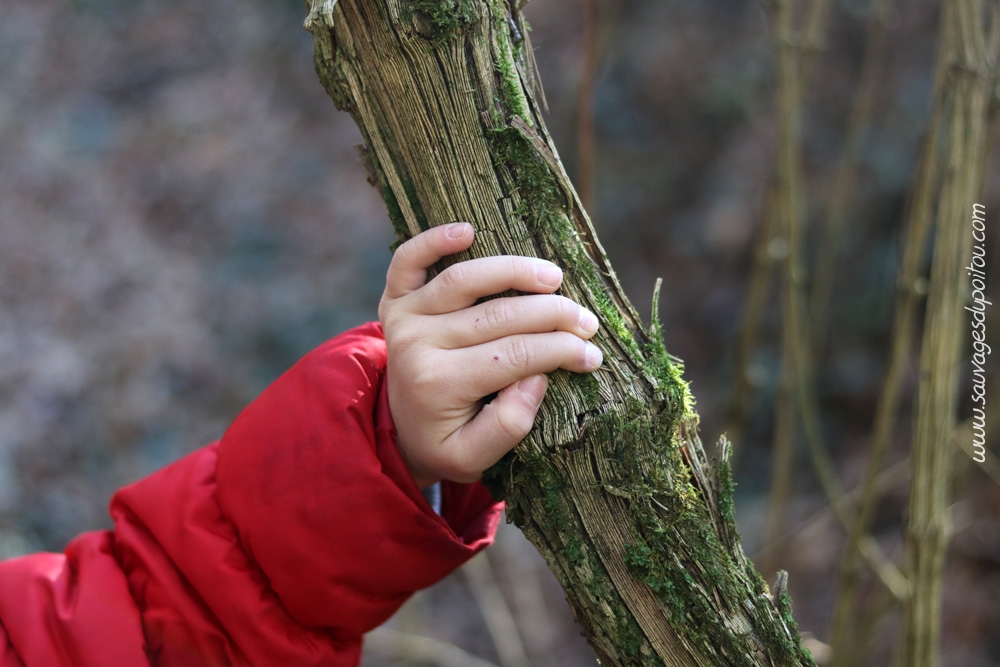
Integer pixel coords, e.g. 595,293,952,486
642,332,692,414
483,1,563,241
586,410,759,665
488,125,562,227
769,581,818,667
412,0,478,45
478,3,812,663
502,399,810,664
568,372,601,409
585,565,604,600
716,456,737,529
593,287,638,354
539,469,562,517
490,2,530,121
591,416,642,472
564,534,584,568
624,541,682,618
401,178,429,231
623,541,652,572
747,564,768,597
481,450,516,503
483,2,653,401
643,288,695,420
615,610,645,660
384,186,407,237
535,465,589,567
315,62,353,112
373,175,427,238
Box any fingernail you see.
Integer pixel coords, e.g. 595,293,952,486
585,342,603,369
578,308,599,334
517,374,547,408
446,222,470,239
536,262,562,288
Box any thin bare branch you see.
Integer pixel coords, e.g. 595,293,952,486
462,551,532,667
899,3,997,664
762,0,806,578
365,628,502,667
810,0,894,350
576,0,598,218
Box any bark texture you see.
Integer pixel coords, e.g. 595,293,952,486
305,1,815,664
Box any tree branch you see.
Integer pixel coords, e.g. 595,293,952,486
305,1,816,664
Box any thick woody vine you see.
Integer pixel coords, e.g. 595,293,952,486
305,0,815,664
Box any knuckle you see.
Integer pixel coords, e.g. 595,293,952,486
504,255,522,279
380,308,414,343
389,242,414,273
438,262,467,292
497,406,533,443
377,296,393,324
505,336,533,372
483,300,514,331
555,295,577,322
391,332,420,357
409,365,442,393
537,295,575,332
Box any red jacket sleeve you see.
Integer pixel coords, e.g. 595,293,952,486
0,322,503,666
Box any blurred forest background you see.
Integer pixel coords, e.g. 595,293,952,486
0,0,997,665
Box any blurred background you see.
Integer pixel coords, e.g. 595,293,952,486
0,0,997,665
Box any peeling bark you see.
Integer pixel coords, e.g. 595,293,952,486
304,1,815,664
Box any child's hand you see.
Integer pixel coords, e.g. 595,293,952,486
379,223,603,490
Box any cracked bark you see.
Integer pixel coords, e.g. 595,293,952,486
304,1,816,665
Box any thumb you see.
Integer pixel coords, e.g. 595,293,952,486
446,374,548,482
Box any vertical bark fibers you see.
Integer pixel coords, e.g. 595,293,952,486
305,1,815,664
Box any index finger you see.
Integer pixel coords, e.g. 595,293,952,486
413,255,564,315
383,223,475,300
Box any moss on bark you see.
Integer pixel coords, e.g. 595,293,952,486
305,0,816,664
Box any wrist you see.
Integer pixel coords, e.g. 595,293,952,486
396,440,438,490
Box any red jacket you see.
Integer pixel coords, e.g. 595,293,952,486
0,323,503,666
